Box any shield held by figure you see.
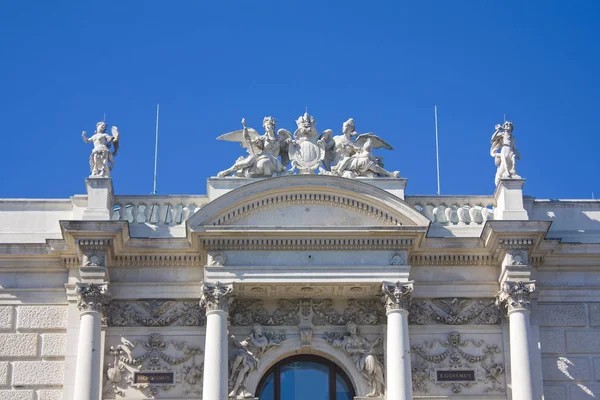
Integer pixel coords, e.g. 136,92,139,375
289,139,325,174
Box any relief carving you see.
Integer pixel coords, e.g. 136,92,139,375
76,283,111,316
229,323,285,398
108,300,205,327
411,332,505,394
103,333,203,398
229,299,300,326
200,282,234,313
409,298,502,325
382,281,413,313
496,281,536,314
312,298,385,326
325,322,385,397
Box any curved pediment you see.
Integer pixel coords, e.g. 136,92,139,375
187,176,431,229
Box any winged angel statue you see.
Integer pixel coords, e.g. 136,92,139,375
217,113,399,178
82,121,120,178
217,117,292,178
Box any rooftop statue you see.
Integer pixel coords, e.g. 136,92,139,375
326,118,399,178
490,121,521,185
82,121,120,178
288,112,328,174
217,117,292,178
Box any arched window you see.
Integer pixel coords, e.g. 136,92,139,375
257,355,355,400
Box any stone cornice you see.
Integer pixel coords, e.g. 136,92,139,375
202,237,416,251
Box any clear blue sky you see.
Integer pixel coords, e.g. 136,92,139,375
1,1,598,199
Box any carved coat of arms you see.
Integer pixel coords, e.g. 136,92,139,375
288,113,326,174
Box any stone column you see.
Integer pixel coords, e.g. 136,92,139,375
73,283,111,400
382,281,413,400
201,282,234,400
496,280,536,400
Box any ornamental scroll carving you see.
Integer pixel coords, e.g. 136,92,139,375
76,283,111,315
409,298,502,325
228,298,386,327
103,333,204,398
496,281,536,314
108,300,206,327
411,332,505,394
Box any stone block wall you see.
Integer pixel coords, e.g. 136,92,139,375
0,305,66,400
539,302,600,400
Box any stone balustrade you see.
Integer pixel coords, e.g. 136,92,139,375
111,195,208,225
406,196,494,225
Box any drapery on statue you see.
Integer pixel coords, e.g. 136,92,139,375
323,118,399,178
490,121,520,185
229,323,283,398
327,321,385,397
82,121,120,178
217,117,291,178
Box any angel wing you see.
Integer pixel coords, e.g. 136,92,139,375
490,127,503,157
277,129,292,167
355,133,394,150
217,128,261,151
111,126,120,156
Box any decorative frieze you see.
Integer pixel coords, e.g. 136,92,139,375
496,281,536,314
312,298,386,326
229,299,299,326
112,255,202,267
411,332,505,394
382,282,413,313
109,300,205,327
498,238,535,250
103,334,203,398
202,238,414,251
76,283,111,314
200,282,234,313
409,254,497,266
409,299,502,325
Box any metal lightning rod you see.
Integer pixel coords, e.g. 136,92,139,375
435,105,441,196
152,104,160,195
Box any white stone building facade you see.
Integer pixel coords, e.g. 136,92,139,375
1,116,599,400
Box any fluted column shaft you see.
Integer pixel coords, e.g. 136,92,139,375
497,281,536,400
73,283,111,400
382,281,414,400
201,282,233,400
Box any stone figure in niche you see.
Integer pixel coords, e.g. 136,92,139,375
327,321,385,397
490,121,520,185
229,323,283,398
82,121,120,178
217,117,292,178
325,118,399,178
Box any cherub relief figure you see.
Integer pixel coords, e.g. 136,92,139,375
82,121,120,177
217,117,291,178
229,323,282,398
490,121,520,185
328,321,385,397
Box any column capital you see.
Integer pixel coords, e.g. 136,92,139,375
496,280,536,315
200,282,234,313
76,282,111,315
382,281,413,314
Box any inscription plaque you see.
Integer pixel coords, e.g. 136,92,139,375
133,371,175,384
435,369,476,382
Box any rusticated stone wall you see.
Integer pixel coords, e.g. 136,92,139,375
0,305,66,400
539,302,600,400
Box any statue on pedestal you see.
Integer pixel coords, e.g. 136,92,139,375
490,121,520,185
82,121,120,178
217,117,291,178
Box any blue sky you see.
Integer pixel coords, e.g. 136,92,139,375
0,1,598,199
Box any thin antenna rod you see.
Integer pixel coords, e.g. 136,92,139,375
435,105,441,196
152,104,160,195
504,113,506,122
103,112,106,122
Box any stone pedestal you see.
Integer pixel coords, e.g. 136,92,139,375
497,281,536,400
382,282,413,400
201,282,234,400
72,283,111,400
357,177,407,200
82,178,114,220
494,179,528,220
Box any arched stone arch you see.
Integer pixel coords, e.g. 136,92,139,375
188,175,430,229
245,337,369,397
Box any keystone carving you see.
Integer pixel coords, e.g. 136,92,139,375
496,281,536,314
